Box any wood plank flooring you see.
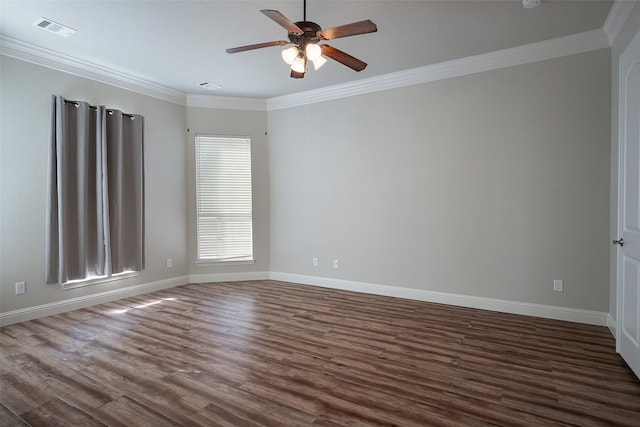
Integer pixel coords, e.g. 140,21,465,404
1,280,639,426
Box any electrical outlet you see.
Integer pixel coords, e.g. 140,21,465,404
553,279,563,292
15,281,26,295
166,258,173,268
333,259,339,269
312,257,319,267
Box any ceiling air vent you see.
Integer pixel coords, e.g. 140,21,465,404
197,81,222,91
32,17,77,37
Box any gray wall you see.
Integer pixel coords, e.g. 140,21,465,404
0,57,188,313
268,48,611,311
0,41,614,318
609,3,640,326
185,107,270,277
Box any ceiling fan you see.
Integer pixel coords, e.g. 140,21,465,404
225,0,377,78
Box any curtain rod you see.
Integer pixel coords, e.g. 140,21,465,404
64,100,136,118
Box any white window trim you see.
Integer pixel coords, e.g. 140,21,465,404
61,271,140,290
195,258,256,267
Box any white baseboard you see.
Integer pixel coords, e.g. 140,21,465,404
269,272,608,326
607,314,617,338
0,272,272,327
0,271,609,327
0,275,189,327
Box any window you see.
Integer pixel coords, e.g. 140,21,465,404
195,135,253,262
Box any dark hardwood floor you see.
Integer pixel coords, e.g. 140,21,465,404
1,280,639,426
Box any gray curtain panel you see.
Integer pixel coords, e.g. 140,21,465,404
45,95,144,285
105,108,145,275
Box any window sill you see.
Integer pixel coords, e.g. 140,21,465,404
62,271,140,290
196,258,256,267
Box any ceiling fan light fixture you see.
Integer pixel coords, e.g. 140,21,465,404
311,55,327,70
281,46,299,64
291,55,307,73
305,43,322,61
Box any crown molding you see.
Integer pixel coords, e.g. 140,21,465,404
186,94,266,111
0,36,186,105
603,0,637,45
1,19,613,112
266,28,610,111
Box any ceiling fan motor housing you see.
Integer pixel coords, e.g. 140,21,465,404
289,21,322,47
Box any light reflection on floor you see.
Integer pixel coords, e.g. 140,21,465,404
103,289,258,350
106,297,177,315
220,295,255,335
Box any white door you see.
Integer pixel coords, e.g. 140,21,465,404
617,29,640,379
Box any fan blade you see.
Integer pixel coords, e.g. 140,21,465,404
226,40,291,54
261,9,303,35
318,20,377,40
321,45,367,72
290,69,305,79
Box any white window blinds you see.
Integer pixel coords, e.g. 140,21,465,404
195,135,253,261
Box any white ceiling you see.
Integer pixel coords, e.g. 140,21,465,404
0,0,614,99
